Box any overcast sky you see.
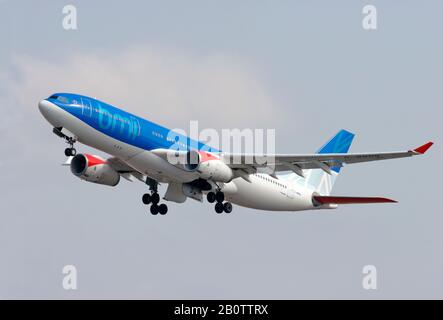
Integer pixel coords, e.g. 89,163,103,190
1,0,442,299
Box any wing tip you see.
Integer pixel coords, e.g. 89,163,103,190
413,141,434,154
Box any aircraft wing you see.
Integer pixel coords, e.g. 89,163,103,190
106,157,146,182
223,141,433,176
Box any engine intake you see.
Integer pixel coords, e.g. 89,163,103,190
152,149,234,183
187,150,233,183
185,150,200,171
70,154,120,186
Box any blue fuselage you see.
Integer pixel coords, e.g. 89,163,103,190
46,93,218,153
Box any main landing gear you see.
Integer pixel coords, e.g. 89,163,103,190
207,191,233,214
142,177,168,215
142,192,168,215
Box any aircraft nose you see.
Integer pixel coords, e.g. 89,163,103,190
38,99,62,127
38,99,52,117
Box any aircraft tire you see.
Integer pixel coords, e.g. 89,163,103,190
215,202,224,214
158,204,168,215
150,204,159,215
223,202,233,213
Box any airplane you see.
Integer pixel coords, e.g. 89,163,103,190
38,93,433,215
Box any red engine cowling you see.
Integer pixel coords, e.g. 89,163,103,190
70,154,120,186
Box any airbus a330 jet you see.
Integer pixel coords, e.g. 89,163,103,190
38,93,433,215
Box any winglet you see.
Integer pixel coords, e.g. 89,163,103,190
413,141,434,154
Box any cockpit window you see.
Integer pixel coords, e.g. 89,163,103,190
57,96,69,104
49,95,69,104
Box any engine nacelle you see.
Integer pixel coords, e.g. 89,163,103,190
151,149,234,183
70,154,120,186
185,150,234,183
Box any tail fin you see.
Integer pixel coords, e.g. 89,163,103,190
304,129,355,195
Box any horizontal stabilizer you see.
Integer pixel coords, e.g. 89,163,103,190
62,156,73,166
313,195,397,205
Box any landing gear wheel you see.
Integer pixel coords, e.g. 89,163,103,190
65,148,76,157
215,192,225,203
142,193,151,205
223,202,233,213
207,192,216,203
215,202,224,214
150,205,159,215
151,193,160,205
158,204,168,215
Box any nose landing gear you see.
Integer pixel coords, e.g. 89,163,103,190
64,137,77,157
208,191,233,214
64,146,77,157
52,127,77,157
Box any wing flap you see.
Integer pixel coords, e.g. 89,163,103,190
106,157,146,182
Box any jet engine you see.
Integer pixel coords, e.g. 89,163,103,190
184,150,234,183
70,154,120,186
151,149,234,183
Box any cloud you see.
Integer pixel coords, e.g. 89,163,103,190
0,46,287,163
6,46,284,130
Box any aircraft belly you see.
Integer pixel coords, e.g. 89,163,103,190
125,151,199,183
224,176,313,211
